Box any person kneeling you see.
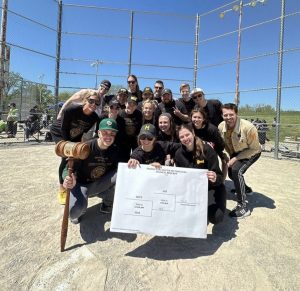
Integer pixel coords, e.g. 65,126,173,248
63,118,119,224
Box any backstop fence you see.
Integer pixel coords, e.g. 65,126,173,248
0,0,299,159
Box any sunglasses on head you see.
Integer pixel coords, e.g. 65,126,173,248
127,80,136,84
139,135,154,141
87,98,101,106
193,94,203,99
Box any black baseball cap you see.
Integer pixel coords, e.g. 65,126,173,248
118,88,129,96
99,80,111,90
127,95,138,104
162,88,172,96
138,123,156,138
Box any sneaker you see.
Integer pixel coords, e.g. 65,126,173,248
57,188,67,205
99,202,112,214
71,217,81,224
229,203,251,218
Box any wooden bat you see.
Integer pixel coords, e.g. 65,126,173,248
55,141,90,252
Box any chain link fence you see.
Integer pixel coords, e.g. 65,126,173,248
0,0,299,159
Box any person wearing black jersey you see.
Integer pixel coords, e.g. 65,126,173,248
191,88,223,127
116,88,128,110
158,89,189,126
95,98,126,160
174,123,227,225
141,100,159,128
157,113,178,142
118,95,143,161
178,83,195,116
63,118,119,223
127,74,143,103
50,91,100,205
191,108,228,180
128,123,180,169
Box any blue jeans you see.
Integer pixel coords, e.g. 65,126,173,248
69,170,117,220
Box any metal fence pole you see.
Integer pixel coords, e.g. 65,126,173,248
193,14,200,89
0,0,8,116
128,11,134,76
274,0,286,159
54,0,63,118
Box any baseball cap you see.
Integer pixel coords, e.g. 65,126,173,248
138,123,156,138
143,87,153,94
118,88,128,96
98,118,118,132
190,88,204,97
127,95,138,104
108,98,120,107
99,80,111,90
162,88,172,96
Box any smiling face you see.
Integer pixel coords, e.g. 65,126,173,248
83,95,100,115
178,128,195,151
127,76,137,91
191,111,204,129
125,101,137,114
139,135,155,152
98,130,117,149
158,116,171,133
222,108,237,129
142,102,154,119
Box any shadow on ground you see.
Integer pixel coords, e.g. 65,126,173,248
65,203,137,251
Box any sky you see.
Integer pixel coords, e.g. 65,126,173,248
2,0,300,110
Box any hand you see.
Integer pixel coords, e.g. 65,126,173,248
173,106,181,116
207,171,217,183
63,173,76,189
128,158,140,169
150,162,161,169
228,157,237,168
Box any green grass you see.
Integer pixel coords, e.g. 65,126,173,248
239,111,300,142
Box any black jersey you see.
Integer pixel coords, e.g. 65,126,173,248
193,122,225,158
174,142,223,187
74,138,119,183
61,104,99,141
131,141,180,165
119,109,143,139
158,99,188,126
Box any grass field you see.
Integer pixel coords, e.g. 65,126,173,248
239,110,300,141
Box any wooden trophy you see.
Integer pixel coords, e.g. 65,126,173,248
55,141,90,252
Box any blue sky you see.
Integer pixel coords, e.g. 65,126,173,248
2,0,300,109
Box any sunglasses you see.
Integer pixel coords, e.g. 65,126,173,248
110,105,120,110
100,85,109,91
87,98,101,106
127,80,136,84
155,86,163,89
139,135,154,141
193,94,203,99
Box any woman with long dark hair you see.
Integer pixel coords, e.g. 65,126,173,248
127,74,143,103
174,123,227,224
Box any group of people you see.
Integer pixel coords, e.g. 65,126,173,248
51,75,262,226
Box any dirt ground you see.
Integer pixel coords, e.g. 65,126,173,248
0,144,299,291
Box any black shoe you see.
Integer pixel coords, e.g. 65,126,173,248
99,202,112,214
231,187,253,195
229,203,251,218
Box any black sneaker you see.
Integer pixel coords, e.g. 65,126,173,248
231,187,253,195
99,202,112,214
229,203,251,218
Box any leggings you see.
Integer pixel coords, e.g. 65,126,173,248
208,183,227,224
228,153,261,205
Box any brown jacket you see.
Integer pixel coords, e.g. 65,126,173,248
218,117,261,160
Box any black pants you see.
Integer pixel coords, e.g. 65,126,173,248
228,153,261,205
208,183,227,224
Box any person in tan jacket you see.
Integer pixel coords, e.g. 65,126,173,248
218,103,261,218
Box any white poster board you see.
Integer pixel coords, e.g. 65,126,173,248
110,163,208,238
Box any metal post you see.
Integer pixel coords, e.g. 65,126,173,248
193,14,200,89
0,0,8,116
54,0,63,118
234,0,243,106
20,78,23,121
274,0,286,159
128,11,134,76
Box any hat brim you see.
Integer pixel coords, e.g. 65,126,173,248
99,127,118,132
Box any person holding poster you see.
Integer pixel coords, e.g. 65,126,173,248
128,123,180,168
174,123,227,224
